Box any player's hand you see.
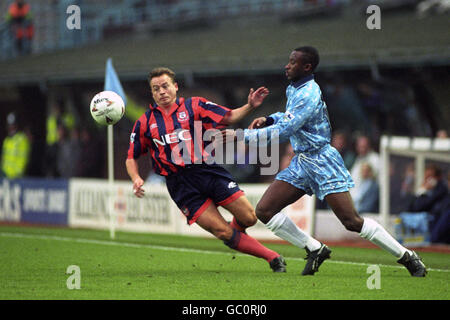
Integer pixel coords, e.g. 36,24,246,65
213,129,237,146
248,117,267,129
132,177,145,198
248,87,269,109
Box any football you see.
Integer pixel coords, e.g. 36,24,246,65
90,90,125,125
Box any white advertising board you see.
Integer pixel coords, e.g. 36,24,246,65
69,179,179,234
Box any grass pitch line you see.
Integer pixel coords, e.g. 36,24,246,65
1,231,448,273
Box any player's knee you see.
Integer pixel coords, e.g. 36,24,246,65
341,216,364,233
212,226,233,241
240,210,257,227
255,204,274,224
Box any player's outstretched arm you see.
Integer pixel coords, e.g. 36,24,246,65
125,158,145,198
221,87,269,125
248,117,267,129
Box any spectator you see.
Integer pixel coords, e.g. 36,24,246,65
323,82,369,133
408,164,447,213
0,112,30,179
76,128,103,178
406,164,449,243
56,125,80,178
417,0,450,18
428,171,450,243
45,104,62,177
353,162,379,213
5,0,34,55
350,134,380,199
436,129,448,139
45,103,77,177
391,162,416,214
331,130,355,170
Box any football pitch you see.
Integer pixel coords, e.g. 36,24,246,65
0,225,448,300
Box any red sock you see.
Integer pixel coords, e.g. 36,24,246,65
225,229,279,262
230,217,247,233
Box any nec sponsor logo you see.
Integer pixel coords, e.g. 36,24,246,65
153,129,192,146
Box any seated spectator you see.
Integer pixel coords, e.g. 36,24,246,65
409,164,447,213
407,164,449,243
350,134,380,199
428,172,450,243
353,162,379,213
331,130,355,170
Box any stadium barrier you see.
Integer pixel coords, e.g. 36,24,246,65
68,179,315,240
0,177,316,240
0,176,403,242
0,178,69,225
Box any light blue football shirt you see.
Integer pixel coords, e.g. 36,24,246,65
244,75,332,153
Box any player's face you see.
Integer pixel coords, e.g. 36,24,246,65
150,74,178,107
285,51,312,81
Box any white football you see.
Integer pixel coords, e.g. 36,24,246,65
90,91,125,125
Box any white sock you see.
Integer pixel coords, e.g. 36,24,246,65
266,212,321,251
359,218,412,258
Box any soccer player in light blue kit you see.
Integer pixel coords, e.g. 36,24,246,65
233,47,426,277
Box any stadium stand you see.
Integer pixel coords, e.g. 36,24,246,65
0,0,448,184
0,0,449,83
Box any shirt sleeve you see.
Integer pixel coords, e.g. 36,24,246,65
127,117,149,159
266,112,285,125
244,94,318,145
195,97,231,129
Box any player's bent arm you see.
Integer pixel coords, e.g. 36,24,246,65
244,97,317,145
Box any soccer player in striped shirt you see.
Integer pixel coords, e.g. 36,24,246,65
222,47,426,277
126,67,286,272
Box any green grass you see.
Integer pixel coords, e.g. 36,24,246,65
0,225,448,300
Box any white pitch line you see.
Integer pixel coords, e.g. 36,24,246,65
1,232,449,273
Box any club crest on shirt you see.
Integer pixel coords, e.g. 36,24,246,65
177,111,189,122
284,111,295,121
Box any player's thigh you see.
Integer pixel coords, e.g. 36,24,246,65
325,191,364,232
256,179,306,223
221,195,257,227
195,202,233,241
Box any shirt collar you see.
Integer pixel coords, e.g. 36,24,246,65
290,74,314,89
151,97,182,114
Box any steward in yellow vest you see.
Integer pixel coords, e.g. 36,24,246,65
1,113,30,179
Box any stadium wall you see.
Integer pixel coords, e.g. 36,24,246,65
2,177,350,240
0,178,69,225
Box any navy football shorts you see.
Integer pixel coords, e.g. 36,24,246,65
165,164,244,225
